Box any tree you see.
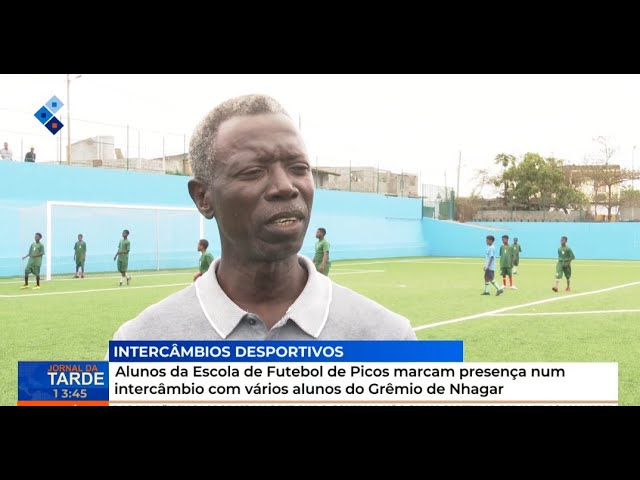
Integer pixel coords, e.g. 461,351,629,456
620,188,640,207
581,137,640,221
491,154,516,206
470,168,491,197
491,152,587,212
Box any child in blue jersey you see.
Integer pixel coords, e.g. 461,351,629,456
482,235,504,296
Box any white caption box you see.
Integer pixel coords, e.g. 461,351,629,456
109,362,618,405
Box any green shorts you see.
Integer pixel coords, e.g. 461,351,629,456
25,264,41,276
556,262,571,279
76,260,85,268
500,267,513,277
315,262,331,276
117,258,129,273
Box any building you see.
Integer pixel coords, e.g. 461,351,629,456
67,136,190,174
564,164,622,218
318,166,419,196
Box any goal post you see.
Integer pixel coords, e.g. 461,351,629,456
45,201,204,281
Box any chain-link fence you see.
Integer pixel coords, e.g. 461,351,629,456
312,158,421,198
0,109,190,175
422,184,455,220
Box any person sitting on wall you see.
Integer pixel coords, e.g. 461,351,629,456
0,142,13,160
24,147,36,163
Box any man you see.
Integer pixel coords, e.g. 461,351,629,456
194,239,214,282
482,235,503,296
24,147,36,163
553,236,575,292
109,94,415,341
74,234,87,278
512,237,522,274
0,142,12,160
113,230,131,286
499,234,516,290
314,227,331,276
21,233,45,290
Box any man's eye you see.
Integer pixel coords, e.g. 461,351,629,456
239,169,263,178
291,164,310,173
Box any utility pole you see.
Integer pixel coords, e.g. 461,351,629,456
66,74,82,165
456,151,462,198
633,146,636,190
66,74,71,164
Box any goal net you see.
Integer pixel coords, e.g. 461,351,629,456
45,201,205,281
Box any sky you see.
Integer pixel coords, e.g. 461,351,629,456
1,74,639,196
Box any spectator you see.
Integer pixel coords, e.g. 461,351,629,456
0,142,12,160
24,147,36,163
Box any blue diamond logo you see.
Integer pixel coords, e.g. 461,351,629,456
34,106,53,125
44,116,64,135
46,96,64,114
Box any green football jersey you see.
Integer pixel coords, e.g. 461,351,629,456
118,239,130,256
74,240,87,260
27,242,45,267
499,244,513,268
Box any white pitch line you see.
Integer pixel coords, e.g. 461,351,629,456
0,269,385,299
332,259,640,268
413,281,640,331
0,271,193,285
0,283,190,299
492,309,640,317
331,270,384,275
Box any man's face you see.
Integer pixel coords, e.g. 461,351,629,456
122,231,128,239
202,113,314,262
561,237,567,247
35,234,41,242
514,239,518,244
486,238,493,246
3,143,7,149
197,242,203,252
78,235,82,241
315,229,322,240
502,238,509,245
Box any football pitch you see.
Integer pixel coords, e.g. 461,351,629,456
1,257,639,406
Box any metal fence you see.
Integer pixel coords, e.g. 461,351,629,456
0,109,189,174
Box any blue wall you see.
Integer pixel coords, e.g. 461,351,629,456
0,162,425,276
3,161,637,278
0,161,193,206
423,219,640,260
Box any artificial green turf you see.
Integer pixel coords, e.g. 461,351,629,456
1,258,638,405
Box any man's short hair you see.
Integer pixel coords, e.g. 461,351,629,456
123,229,130,235
35,232,42,238
189,94,291,181
561,236,568,241
199,239,209,250
502,235,509,240
318,227,326,236
486,235,495,242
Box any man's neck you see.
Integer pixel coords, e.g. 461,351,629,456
216,254,308,327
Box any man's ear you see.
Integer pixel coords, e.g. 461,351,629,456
188,179,215,219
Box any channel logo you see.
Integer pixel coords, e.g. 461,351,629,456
34,95,64,135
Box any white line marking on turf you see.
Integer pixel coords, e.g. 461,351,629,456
413,281,640,331
331,270,384,275
491,309,640,317
0,283,190,299
0,271,193,284
331,259,640,268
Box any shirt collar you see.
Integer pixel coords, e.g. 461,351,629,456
194,255,332,339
